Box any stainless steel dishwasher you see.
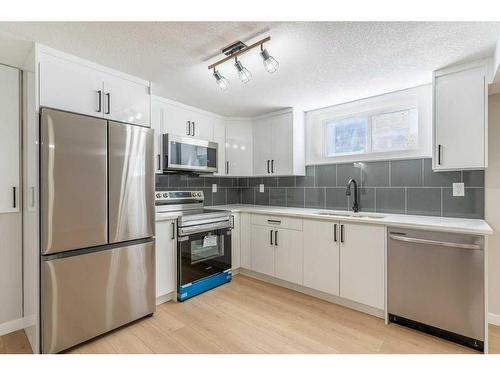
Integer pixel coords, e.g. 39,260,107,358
387,227,484,351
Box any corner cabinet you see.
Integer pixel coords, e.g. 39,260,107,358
433,60,489,171
38,47,151,127
253,108,305,176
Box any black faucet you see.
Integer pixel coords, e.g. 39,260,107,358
346,178,359,213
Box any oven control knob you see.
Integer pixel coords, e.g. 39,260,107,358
192,192,196,197
155,193,162,198
197,192,202,197
163,193,169,198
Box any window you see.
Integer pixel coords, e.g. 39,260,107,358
324,107,418,158
325,117,367,156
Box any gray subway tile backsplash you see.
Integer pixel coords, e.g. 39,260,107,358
155,158,484,218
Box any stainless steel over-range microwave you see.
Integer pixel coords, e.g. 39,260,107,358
162,134,218,173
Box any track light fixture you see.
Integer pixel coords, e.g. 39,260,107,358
234,57,252,84
212,68,229,91
208,36,279,90
260,45,279,74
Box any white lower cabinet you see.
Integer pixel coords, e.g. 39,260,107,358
231,213,241,269
274,228,303,285
251,225,275,277
339,222,385,310
303,219,340,296
155,219,176,300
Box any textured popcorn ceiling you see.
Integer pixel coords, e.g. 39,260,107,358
1,21,499,116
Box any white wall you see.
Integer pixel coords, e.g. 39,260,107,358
305,84,432,165
486,93,500,318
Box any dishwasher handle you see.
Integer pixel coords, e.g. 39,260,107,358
389,234,481,251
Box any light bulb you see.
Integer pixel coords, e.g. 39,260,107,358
260,48,279,74
234,59,252,84
213,69,229,91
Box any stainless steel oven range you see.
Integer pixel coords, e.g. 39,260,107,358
155,190,232,301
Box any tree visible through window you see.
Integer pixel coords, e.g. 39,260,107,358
326,117,366,156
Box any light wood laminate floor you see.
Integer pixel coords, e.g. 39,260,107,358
2,274,500,354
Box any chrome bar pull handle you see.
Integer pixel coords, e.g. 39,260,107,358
334,223,338,242
105,93,111,114
96,90,102,112
270,230,273,246
274,230,278,246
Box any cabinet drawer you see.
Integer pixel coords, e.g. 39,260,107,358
251,214,302,231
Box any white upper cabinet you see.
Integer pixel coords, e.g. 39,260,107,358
212,118,226,176
159,99,213,140
39,54,104,118
252,108,305,176
433,60,489,170
103,76,150,127
225,119,253,176
38,47,151,127
0,65,20,214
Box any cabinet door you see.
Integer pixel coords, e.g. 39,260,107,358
303,219,339,295
103,77,150,127
163,103,192,137
274,229,303,285
251,225,274,276
240,213,252,269
226,120,253,176
252,118,272,175
339,223,385,309
231,214,241,269
151,100,164,173
434,65,486,170
39,54,104,118
0,65,20,213
271,112,293,175
155,220,176,299
190,111,213,140
212,118,226,176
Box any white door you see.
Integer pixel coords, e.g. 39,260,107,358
274,229,303,285
0,65,20,213
434,65,486,170
251,225,275,276
240,213,252,269
151,100,164,173
155,219,176,299
190,111,214,140
39,54,104,118
163,103,192,137
226,119,253,176
231,214,241,269
271,112,293,175
339,222,385,309
212,118,226,175
252,118,272,175
103,76,150,127
303,219,339,295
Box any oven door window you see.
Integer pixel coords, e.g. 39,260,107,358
178,228,232,286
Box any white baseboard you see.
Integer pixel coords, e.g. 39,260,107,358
156,292,175,306
0,317,29,336
489,313,500,326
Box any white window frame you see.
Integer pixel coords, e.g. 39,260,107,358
322,103,419,160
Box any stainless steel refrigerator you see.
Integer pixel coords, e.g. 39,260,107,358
39,108,155,354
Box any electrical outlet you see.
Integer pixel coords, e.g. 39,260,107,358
259,184,265,193
212,183,217,193
453,182,465,197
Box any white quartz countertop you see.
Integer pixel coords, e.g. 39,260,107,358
203,204,493,236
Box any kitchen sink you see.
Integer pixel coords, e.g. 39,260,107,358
316,211,385,219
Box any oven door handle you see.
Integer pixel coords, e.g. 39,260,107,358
178,220,231,236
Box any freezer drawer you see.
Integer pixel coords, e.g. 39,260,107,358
41,108,108,254
388,227,484,347
41,241,155,353
109,121,154,243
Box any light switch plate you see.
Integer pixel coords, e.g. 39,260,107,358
212,183,217,193
453,182,465,197
259,184,265,193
